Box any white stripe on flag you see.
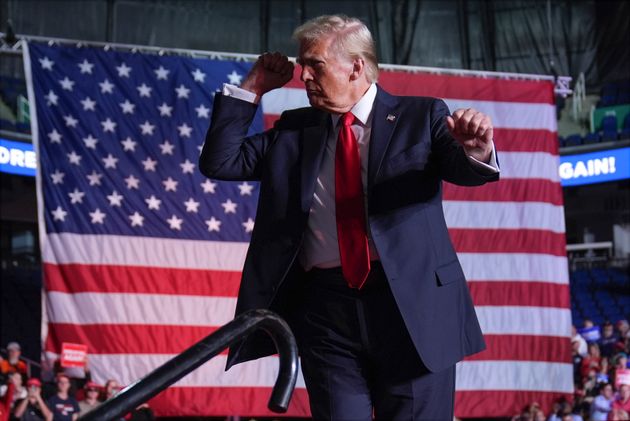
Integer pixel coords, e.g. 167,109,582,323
476,306,572,337
47,292,569,337
42,233,248,269
47,292,236,326
46,351,572,393
456,360,573,392
443,99,557,132
495,152,560,181
444,201,566,233
261,88,557,131
45,352,307,389
261,88,309,114
458,253,569,284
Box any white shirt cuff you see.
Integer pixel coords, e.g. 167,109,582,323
222,83,259,104
466,141,500,174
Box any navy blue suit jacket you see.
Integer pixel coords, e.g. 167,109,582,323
200,86,499,373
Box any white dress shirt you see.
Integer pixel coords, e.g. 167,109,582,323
222,83,499,270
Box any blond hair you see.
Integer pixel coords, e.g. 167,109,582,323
292,14,379,83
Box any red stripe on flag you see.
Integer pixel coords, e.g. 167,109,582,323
444,179,563,205
464,335,571,362
455,390,572,418
148,386,311,417
263,114,279,130
493,128,558,153
45,323,571,364
284,69,555,103
469,281,571,308
378,72,556,103
45,323,221,355
44,263,241,296
449,229,567,255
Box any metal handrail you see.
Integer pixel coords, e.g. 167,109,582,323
79,309,299,420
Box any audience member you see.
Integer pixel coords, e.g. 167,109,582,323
0,372,27,409
46,374,80,421
103,379,121,401
52,356,91,397
0,343,27,381
618,320,630,340
584,368,602,399
600,323,619,358
582,343,603,378
613,352,630,388
0,374,16,421
548,400,584,421
78,381,101,416
12,377,53,421
591,383,614,421
573,339,585,384
613,384,630,415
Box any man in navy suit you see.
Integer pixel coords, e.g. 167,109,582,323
200,14,499,420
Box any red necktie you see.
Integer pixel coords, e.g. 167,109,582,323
335,112,370,289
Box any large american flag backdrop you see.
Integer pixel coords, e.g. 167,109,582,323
25,40,572,417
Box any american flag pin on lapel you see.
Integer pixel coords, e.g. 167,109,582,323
386,114,396,121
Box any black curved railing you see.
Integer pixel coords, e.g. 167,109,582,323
79,309,299,420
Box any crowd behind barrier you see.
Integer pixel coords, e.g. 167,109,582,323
2,317,630,420
511,318,630,421
0,341,154,421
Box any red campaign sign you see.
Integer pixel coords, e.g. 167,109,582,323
60,343,88,368
615,368,630,388
617,369,630,388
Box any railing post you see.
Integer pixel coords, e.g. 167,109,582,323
79,309,298,420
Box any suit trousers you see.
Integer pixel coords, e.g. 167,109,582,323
297,262,456,421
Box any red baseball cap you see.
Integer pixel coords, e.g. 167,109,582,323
84,381,101,390
27,378,42,387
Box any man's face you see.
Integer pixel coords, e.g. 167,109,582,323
86,388,99,399
9,372,22,387
28,385,40,397
8,348,20,361
57,377,70,393
621,385,630,399
106,380,120,396
603,384,613,398
297,35,356,113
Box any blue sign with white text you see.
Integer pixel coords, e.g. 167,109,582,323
559,147,630,187
0,138,36,177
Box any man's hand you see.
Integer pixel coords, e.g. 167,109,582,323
240,52,294,97
446,108,493,163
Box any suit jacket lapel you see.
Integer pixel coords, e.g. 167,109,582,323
368,86,400,190
300,110,329,212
